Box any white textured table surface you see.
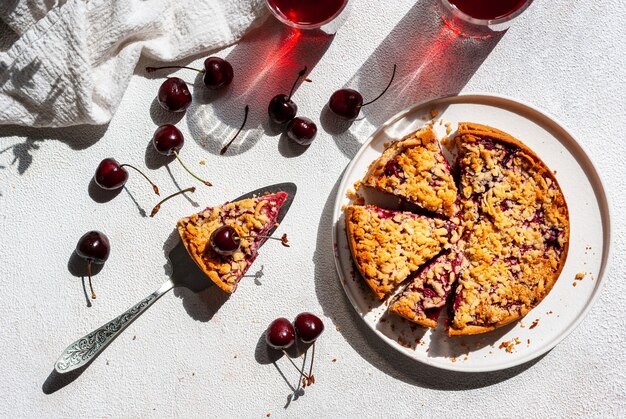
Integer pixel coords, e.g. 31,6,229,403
1,1,625,417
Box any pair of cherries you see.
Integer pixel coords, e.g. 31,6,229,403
93,124,209,217
268,66,317,146
148,57,234,113
266,313,325,387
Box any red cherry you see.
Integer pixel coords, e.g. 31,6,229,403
210,226,240,256
94,158,159,195
76,231,111,299
328,64,397,120
157,77,192,112
151,125,211,186
294,312,324,343
287,117,317,146
203,57,234,90
266,317,296,349
94,158,128,190
152,124,184,156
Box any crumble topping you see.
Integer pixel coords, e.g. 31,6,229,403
177,192,287,293
449,123,569,334
363,127,459,217
345,205,455,299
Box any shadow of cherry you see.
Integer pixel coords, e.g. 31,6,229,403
186,18,335,156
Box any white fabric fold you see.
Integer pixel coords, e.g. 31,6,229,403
0,0,266,127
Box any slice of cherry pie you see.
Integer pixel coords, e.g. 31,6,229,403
362,127,458,217
388,249,463,329
448,123,570,335
177,192,287,294
345,205,459,300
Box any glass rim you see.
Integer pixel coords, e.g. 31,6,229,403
264,0,349,30
439,0,534,26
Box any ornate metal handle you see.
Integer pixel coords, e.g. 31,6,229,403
55,280,174,373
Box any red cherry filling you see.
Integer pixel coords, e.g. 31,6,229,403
383,159,403,178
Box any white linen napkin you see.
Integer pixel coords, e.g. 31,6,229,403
0,0,267,127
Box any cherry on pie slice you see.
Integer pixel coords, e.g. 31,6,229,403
362,127,458,217
345,205,459,300
448,123,570,336
388,249,463,329
177,192,287,294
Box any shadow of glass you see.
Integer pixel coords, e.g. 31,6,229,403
324,1,504,157
313,176,543,390
185,18,334,156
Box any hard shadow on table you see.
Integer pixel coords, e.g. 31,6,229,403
322,1,504,158
67,251,105,308
162,228,229,322
313,177,544,390
44,229,230,394
254,332,312,409
0,123,108,181
184,18,334,156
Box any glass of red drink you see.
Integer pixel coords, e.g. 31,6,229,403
438,0,534,38
265,0,349,32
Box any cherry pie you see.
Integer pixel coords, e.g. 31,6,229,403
345,205,458,300
448,123,569,335
345,122,569,336
388,249,463,328
177,192,287,293
362,127,458,217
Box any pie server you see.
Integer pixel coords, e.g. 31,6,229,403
54,182,297,373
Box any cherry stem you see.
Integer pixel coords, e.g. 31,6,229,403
220,105,249,155
238,233,289,247
308,341,316,380
150,186,196,217
288,65,308,100
87,260,96,300
282,350,310,380
146,65,203,73
362,64,397,107
173,151,212,186
120,163,160,195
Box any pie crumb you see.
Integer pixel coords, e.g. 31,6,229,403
332,358,337,363
451,356,457,363
572,281,577,287
445,122,452,134
499,337,521,353
575,272,585,280
267,413,271,417
430,109,439,118
529,319,540,329
199,160,206,165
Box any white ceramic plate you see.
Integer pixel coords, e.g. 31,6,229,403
332,94,611,372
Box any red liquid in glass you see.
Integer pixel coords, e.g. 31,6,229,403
267,0,346,26
448,0,527,20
